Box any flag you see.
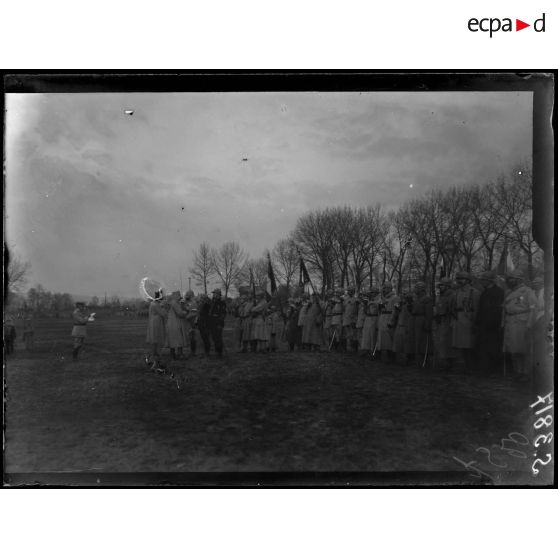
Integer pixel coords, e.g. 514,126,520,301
299,257,311,288
496,241,515,276
267,252,277,294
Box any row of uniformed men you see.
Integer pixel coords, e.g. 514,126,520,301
233,270,546,379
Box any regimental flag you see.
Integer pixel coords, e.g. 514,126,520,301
496,241,515,276
299,256,311,288
267,252,277,294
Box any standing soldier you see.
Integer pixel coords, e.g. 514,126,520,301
146,290,167,360
377,283,399,363
305,292,324,351
451,271,481,373
360,287,380,358
298,294,310,351
233,295,245,351
413,282,433,368
251,290,269,353
323,290,334,348
197,294,212,356
530,276,548,390
208,288,228,358
71,301,92,360
475,271,504,375
502,271,536,382
355,292,367,353
268,304,283,352
166,291,187,360
285,298,300,352
393,290,413,365
432,278,455,371
241,295,254,353
22,311,35,351
329,290,344,351
182,290,198,356
342,286,359,352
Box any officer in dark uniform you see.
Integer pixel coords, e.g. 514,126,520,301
208,288,228,358
197,294,212,356
475,270,505,375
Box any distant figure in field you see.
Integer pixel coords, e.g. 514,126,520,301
23,312,35,351
146,290,167,358
5,316,17,355
71,302,92,360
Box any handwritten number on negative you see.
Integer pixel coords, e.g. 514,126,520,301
532,454,552,475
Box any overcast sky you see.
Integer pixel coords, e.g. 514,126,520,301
5,91,532,298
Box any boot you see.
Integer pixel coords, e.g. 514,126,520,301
190,339,197,355
72,348,79,360
170,348,176,360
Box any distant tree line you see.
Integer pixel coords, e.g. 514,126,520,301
189,164,542,297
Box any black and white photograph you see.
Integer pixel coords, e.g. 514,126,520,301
3,73,554,486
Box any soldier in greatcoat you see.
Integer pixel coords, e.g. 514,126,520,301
451,271,481,372
4,316,17,355
360,287,380,357
166,291,188,359
329,290,344,351
502,271,537,381
285,298,300,351
377,283,399,362
432,278,456,370
251,290,269,352
146,290,167,358
298,294,310,350
71,301,92,360
342,286,359,352
475,271,504,375
393,290,413,365
182,290,198,356
240,295,254,353
305,292,324,351
355,292,367,352
412,282,433,368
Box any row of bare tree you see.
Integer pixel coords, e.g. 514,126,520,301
189,165,542,296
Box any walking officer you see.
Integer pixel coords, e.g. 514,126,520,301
432,278,455,371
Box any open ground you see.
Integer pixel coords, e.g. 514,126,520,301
4,315,537,484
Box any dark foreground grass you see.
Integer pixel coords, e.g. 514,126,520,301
4,316,537,483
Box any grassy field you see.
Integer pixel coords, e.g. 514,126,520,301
4,315,541,484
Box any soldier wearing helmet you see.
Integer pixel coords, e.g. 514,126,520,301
329,289,344,351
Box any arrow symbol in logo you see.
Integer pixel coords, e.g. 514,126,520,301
516,19,530,31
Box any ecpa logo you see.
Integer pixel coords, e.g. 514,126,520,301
468,13,546,37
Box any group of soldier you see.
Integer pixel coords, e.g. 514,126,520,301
138,269,547,382
230,270,546,382
145,288,227,361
